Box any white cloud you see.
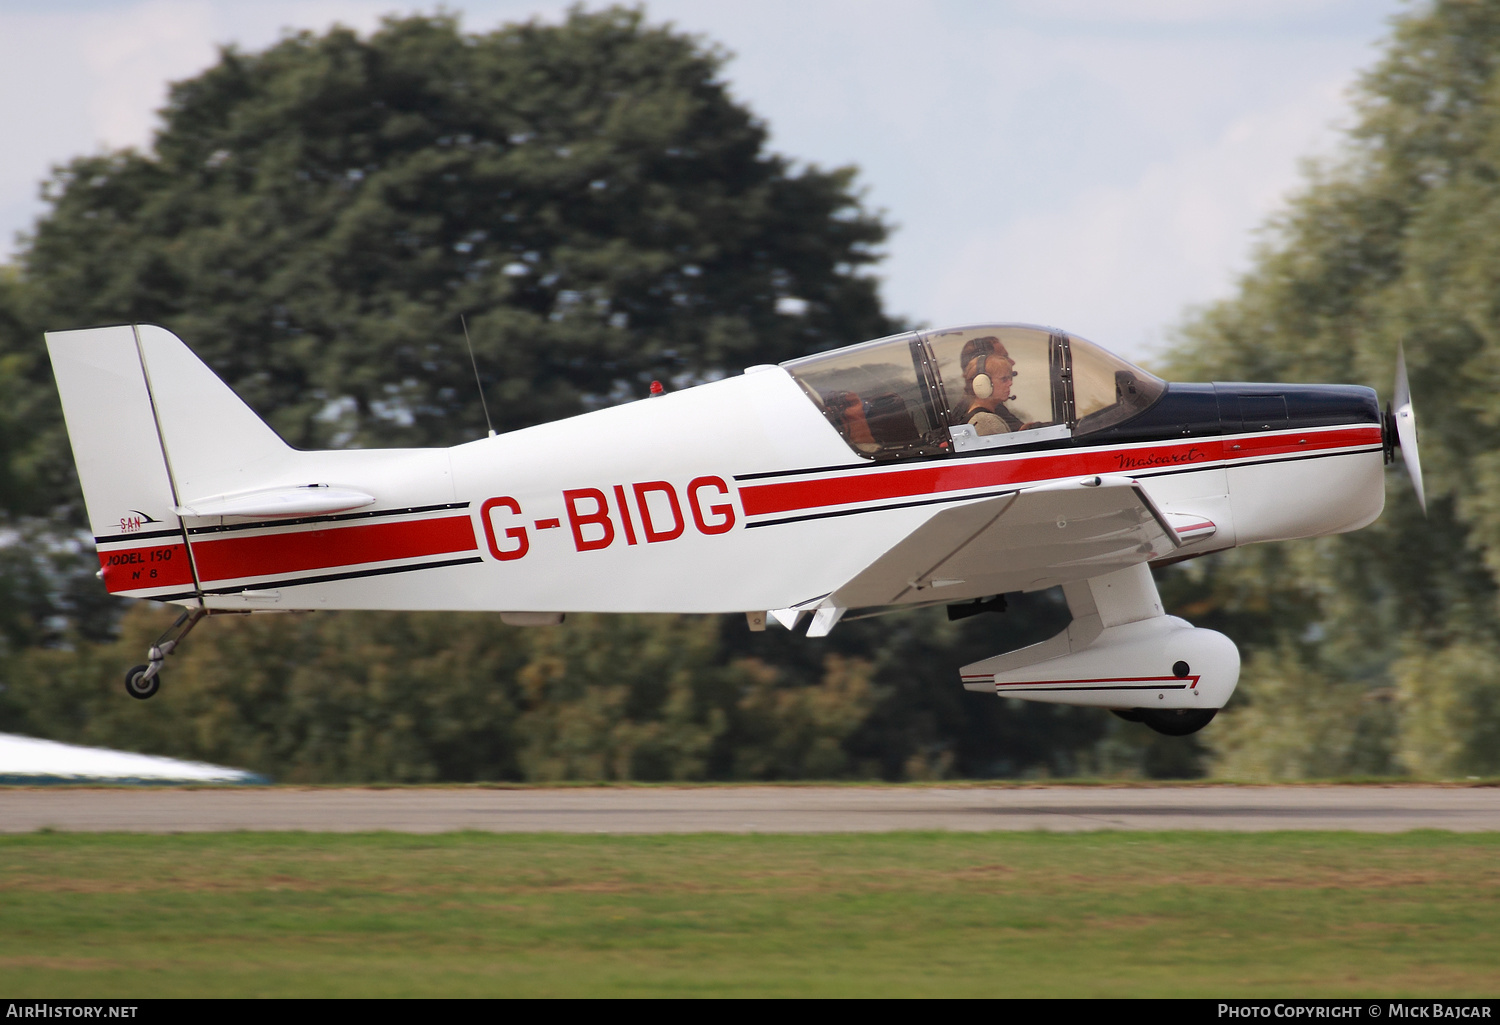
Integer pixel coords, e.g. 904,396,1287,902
78,2,217,150
0,0,398,248
1006,0,1366,27
926,75,1351,357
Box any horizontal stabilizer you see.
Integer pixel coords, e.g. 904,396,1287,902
175,485,375,519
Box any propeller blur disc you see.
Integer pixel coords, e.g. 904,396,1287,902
1394,343,1426,514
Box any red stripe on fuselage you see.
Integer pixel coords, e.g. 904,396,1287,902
740,427,1380,518
190,515,478,584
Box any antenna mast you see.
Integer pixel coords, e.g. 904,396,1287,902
461,314,496,438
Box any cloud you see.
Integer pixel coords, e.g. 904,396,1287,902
78,1,218,151
0,0,395,250
1005,0,1386,29
925,75,1352,356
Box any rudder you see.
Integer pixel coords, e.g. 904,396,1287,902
45,323,291,601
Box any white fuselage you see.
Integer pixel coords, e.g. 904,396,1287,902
86,366,1384,615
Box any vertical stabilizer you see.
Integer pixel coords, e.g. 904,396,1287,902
46,325,178,538
133,324,290,504
46,323,295,602
46,325,196,599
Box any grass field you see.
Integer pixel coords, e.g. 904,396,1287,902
1,831,1497,997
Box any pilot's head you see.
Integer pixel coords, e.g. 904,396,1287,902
960,336,1016,403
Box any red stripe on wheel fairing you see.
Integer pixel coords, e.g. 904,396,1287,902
739,428,1380,518
992,674,1201,690
190,515,478,584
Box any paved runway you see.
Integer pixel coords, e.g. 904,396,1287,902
1,785,1497,833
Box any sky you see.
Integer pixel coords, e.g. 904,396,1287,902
0,0,1410,360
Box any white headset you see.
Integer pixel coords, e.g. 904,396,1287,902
971,355,995,399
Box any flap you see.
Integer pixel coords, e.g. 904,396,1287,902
175,484,375,519
831,475,1179,609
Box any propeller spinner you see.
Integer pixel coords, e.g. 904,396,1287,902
1392,343,1426,514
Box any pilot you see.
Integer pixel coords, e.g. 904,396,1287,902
957,336,1025,436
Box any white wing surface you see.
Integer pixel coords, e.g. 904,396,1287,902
829,476,1180,611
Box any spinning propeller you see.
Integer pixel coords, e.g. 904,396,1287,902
1391,343,1425,514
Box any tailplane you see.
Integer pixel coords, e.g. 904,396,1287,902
45,323,292,599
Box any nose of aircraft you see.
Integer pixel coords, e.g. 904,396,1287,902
1212,381,1381,435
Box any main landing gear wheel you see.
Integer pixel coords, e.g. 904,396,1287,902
124,664,159,700
1139,708,1217,737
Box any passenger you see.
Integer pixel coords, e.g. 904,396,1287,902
822,390,878,449
957,336,1025,436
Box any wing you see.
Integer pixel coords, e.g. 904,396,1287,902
823,475,1182,622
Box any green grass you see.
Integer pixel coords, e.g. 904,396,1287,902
1,831,1497,997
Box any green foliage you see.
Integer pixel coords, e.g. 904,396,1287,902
0,605,887,783
512,613,728,781
1394,640,1500,777
1203,644,1396,781
5,607,527,782
0,518,123,655
1164,0,1500,776
0,596,1137,783
18,7,894,485
725,654,874,779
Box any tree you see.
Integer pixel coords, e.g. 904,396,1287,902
0,6,897,655
1162,0,1500,777
14,7,893,486
1394,641,1500,777
0,604,884,783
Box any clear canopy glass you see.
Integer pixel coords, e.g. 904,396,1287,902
919,326,1060,438
1068,332,1165,433
780,332,947,459
782,324,1163,459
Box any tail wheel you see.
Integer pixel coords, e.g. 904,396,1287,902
124,665,159,700
1140,708,1216,736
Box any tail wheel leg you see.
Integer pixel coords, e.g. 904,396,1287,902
123,607,206,700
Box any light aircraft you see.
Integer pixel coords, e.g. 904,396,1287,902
45,323,1422,736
